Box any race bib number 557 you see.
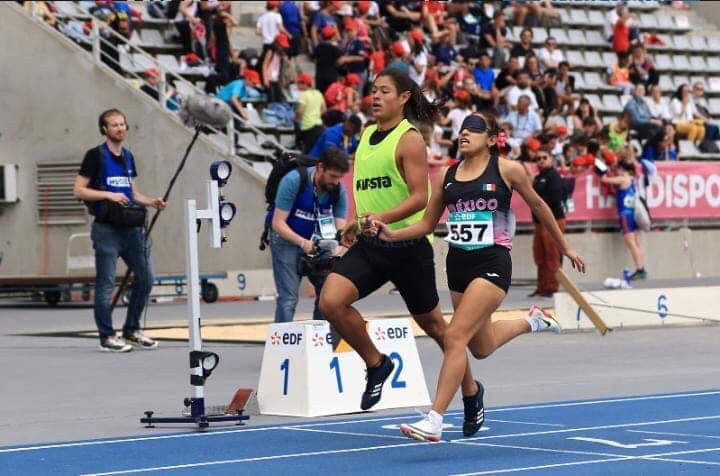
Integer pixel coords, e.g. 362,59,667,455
445,211,494,251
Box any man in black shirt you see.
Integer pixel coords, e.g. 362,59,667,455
530,150,566,298
73,109,167,352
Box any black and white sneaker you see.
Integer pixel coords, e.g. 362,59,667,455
99,336,132,353
360,354,394,410
462,380,485,437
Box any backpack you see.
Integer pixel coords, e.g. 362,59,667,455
262,102,295,128
698,137,720,154
259,153,338,250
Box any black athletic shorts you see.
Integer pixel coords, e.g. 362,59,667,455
332,235,439,315
446,245,512,294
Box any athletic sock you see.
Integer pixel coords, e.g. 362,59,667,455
428,410,443,428
525,316,540,333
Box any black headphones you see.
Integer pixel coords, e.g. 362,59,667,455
98,109,130,135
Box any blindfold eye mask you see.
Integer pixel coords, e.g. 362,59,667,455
460,115,488,134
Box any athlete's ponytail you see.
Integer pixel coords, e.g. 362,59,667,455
478,112,502,155
376,68,444,126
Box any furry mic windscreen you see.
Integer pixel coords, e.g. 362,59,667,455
179,94,233,128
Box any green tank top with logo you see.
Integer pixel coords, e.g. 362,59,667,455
353,119,429,231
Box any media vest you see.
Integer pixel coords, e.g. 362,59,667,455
90,144,136,216
279,167,339,240
353,119,428,230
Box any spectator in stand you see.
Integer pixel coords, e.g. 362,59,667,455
210,3,240,86
645,84,671,122
280,0,304,61
495,56,521,94
408,28,428,87
607,112,631,152
604,2,639,46
641,124,678,162
323,73,362,126
342,19,370,86
422,0,458,45
671,84,705,143
500,122,523,160
419,123,452,180
310,0,337,49
555,61,577,115
257,1,289,62
512,0,559,28
504,95,543,142
530,149,566,298
691,81,720,141
140,69,178,110
611,5,636,55
470,52,498,112
623,83,663,141
383,0,422,34
608,53,634,96
296,73,326,153
308,115,362,159
314,25,343,93
440,89,473,158
510,28,536,69
629,44,658,88
480,11,510,69
432,35,458,67
217,69,262,140
99,5,133,75
387,42,411,75
537,37,564,73
571,99,601,133
23,0,56,26
263,33,291,102
524,55,546,110
507,72,540,113
173,1,200,55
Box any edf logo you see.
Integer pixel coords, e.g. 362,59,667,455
271,332,303,345
270,332,281,345
387,327,409,339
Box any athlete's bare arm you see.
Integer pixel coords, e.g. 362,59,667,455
501,159,586,273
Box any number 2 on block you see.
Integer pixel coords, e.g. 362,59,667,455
389,352,406,388
280,358,289,396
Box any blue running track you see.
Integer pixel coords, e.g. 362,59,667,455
1,390,719,475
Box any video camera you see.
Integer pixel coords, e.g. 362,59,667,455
296,239,339,277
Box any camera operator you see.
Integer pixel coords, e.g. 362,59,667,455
73,109,166,353
269,148,351,322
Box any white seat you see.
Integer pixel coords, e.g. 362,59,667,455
647,34,673,51
583,71,607,90
689,56,708,72
566,29,586,46
640,13,659,30
678,140,699,159
602,52,618,68
532,27,548,45
707,37,720,51
131,53,157,71
585,94,604,112
689,36,707,52
583,51,603,69
672,55,691,72
602,95,623,114
656,14,678,31
658,74,674,92
587,10,605,27
569,9,590,27
585,30,606,47
566,49,585,68
672,35,691,52
157,54,179,73
549,28,570,45
573,72,587,91
141,29,165,47
689,76,708,91
706,58,720,74
654,54,673,71
673,75,690,90
628,1,660,10
707,98,720,116
558,8,572,25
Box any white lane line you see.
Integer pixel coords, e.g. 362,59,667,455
627,429,720,440
451,440,628,458
3,389,719,453
641,446,720,458
642,457,720,466
449,457,634,476
485,419,565,427
282,426,409,440
78,441,432,476
461,414,720,442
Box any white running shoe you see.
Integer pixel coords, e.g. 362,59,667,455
528,304,562,334
399,411,443,442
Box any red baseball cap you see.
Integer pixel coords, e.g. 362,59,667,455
602,148,617,165
453,89,470,101
267,1,280,8
345,73,361,85
144,68,159,79
526,137,541,152
344,18,359,31
297,73,313,87
391,42,406,56
410,28,424,43
357,1,370,14
275,33,290,49
243,69,260,86
556,125,568,136
321,25,338,40
331,0,342,9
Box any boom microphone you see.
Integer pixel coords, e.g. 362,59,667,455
178,94,233,129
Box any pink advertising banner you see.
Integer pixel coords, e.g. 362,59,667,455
340,161,720,224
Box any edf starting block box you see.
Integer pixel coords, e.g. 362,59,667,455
257,319,431,417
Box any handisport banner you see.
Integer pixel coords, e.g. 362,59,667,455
340,161,720,224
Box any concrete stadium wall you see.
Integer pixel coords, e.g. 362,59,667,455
0,3,270,276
